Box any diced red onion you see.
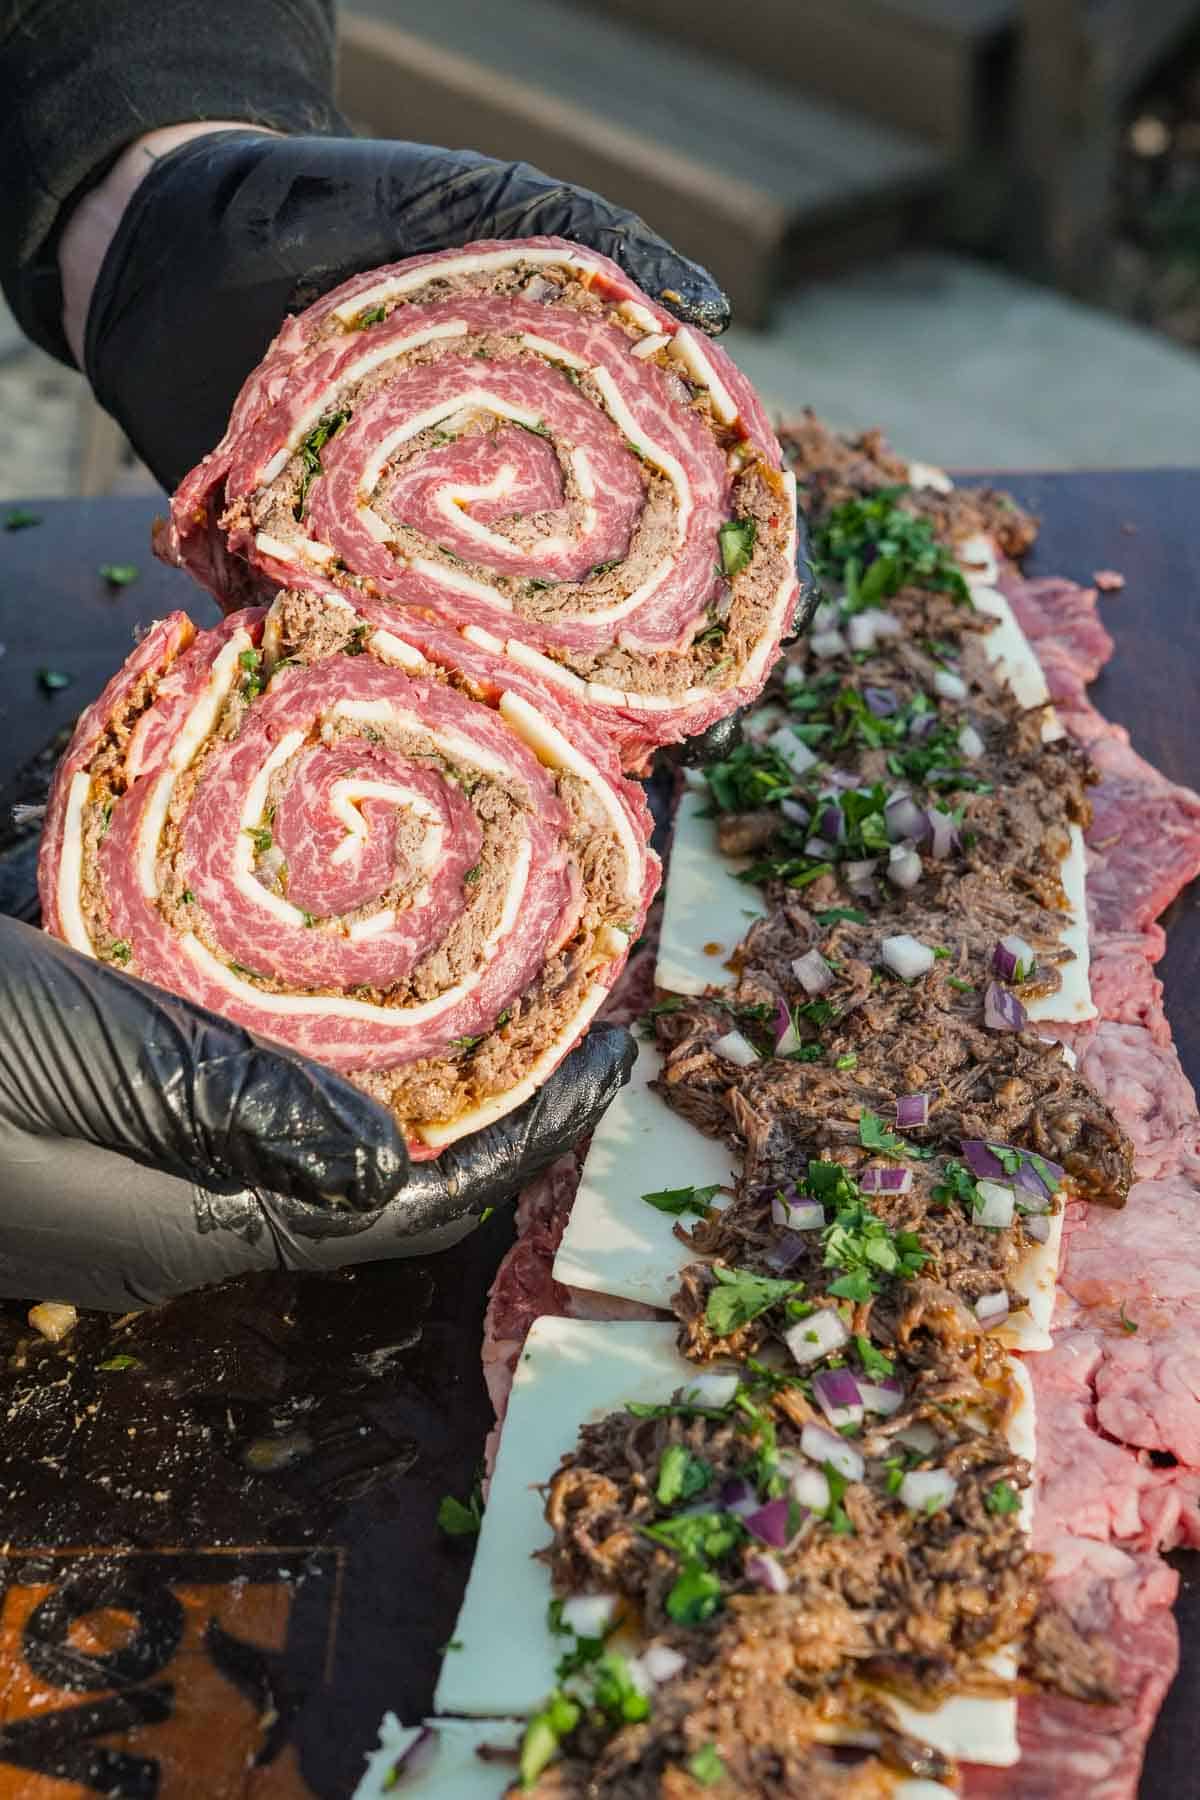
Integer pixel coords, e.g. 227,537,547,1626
881,933,934,978
885,794,927,842
899,1467,957,1512
896,1093,930,1129
993,934,1036,982
820,804,845,844
639,1643,687,1686
960,1140,1005,1180
719,1477,760,1517
858,1378,905,1417
560,1593,620,1638
896,1422,938,1454
779,798,811,828
812,1367,864,1430
933,668,968,702
784,1307,849,1369
908,710,938,741
788,1463,831,1512
810,629,847,659
886,843,923,890
975,1179,1016,1229
792,948,833,995
713,1029,759,1068
773,994,804,1058
745,1497,795,1547
864,686,898,717
926,806,959,860
859,1164,913,1195
763,1230,810,1273
767,725,817,778
957,723,986,761
974,1290,1010,1328
746,1550,790,1594
1022,1213,1052,1244
984,981,1027,1032
391,1725,439,1782
800,1420,864,1482
681,1371,740,1409
771,1193,825,1231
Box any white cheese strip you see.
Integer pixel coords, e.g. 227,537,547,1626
435,1317,1023,1767
56,771,96,957
554,1037,735,1307
555,1038,1067,1352
655,788,765,994
332,246,589,324
352,1717,522,1800
668,327,739,425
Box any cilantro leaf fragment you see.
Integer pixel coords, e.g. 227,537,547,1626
294,409,351,518
656,1444,713,1508
665,1560,723,1624
688,1745,727,1786
855,1335,895,1380
705,1266,802,1336
97,1354,140,1372
642,1183,721,1218
437,1491,483,1536
37,667,73,692
4,509,41,530
985,1480,1021,1517
1119,1301,1139,1334
718,517,757,577
99,562,139,587
519,1692,580,1787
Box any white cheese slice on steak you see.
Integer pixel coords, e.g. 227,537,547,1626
435,1317,1024,1768
554,1039,1069,1353
654,577,1093,1024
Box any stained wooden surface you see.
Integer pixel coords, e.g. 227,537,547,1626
0,477,1196,1795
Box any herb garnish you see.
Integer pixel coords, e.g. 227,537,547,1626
985,1480,1021,1516
99,562,139,587
705,1266,802,1336
718,517,757,578
4,509,41,530
642,1183,721,1218
294,410,350,518
810,489,971,610
655,1444,713,1507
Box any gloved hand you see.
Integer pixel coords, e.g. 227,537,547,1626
82,130,732,495
0,916,635,1310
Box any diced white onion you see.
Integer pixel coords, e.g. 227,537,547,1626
886,844,923,891
975,1290,1011,1327
792,949,833,995
789,1464,832,1512
560,1593,620,1638
958,723,985,761
975,1180,1016,1228
779,798,810,827
713,1029,759,1068
885,794,926,842
800,1420,864,1482
682,1371,740,1409
810,629,847,659
899,1467,957,1512
933,668,968,701
637,1644,687,1685
927,806,958,860
766,726,817,778
895,1422,939,1454
881,933,934,979
858,1380,906,1417
784,1308,849,1368
1001,933,1037,978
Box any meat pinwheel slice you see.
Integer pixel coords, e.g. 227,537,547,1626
161,237,802,770
38,591,659,1157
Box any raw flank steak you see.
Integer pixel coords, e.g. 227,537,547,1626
37,590,658,1158
159,238,805,772
472,421,1200,1799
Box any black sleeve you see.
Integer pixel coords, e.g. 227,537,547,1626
0,0,348,365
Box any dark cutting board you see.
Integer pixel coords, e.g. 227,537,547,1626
0,474,1196,1796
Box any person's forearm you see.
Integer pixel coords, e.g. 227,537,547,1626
59,123,271,367
0,0,343,364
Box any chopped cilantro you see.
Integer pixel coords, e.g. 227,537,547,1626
665,1561,723,1624
244,825,273,856
985,1480,1021,1517
656,1444,713,1508
810,489,971,610
592,1651,650,1725
301,911,317,928
705,1266,802,1336
823,1194,927,1298
437,1492,483,1536
4,508,41,530
718,517,757,578
688,1745,727,1787
463,863,482,885
343,623,369,655
238,646,264,701
97,1354,140,1372
815,907,868,926
518,419,553,439
103,939,132,965
930,1158,978,1211
37,667,73,692
227,961,263,979
834,1052,858,1072
519,1692,580,1787
448,1033,484,1054
181,888,195,905
588,558,622,579
855,1335,895,1380
356,304,388,327
642,1183,721,1218
99,562,139,586
1119,1300,1139,1334
947,976,975,993
932,945,952,960
858,1108,935,1159
293,409,351,518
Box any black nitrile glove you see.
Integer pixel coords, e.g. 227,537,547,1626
0,916,634,1310
84,131,732,494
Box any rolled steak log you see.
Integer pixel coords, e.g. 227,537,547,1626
159,239,803,772
37,589,658,1158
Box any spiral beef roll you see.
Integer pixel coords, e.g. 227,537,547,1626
162,238,802,769
39,591,658,1155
